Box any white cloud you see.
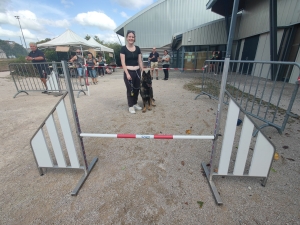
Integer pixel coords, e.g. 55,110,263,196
41,19,70,28
74,11,117,31
120,12,130,19
0,10,70,31
0,10,43,31
61,0,74,8
95,32,124,45
0,26,36,39
0,0,11,13
112,0,154,9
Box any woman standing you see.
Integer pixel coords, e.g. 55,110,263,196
120,30,143,114
97,53,106,77
161,50,170,80
86,52,98,84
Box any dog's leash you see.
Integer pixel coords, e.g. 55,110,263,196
128,70,141,96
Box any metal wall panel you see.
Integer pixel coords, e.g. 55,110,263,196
239,0,300,39
253,30,284,78
181,15,241,46
122,0,222,48
289,50,300,84
182,19,228,46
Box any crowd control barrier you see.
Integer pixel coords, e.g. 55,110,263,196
195,60,300,135
9,62,89,98
29,61,275,203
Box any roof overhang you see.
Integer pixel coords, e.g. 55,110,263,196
206,0,245,17
171,34,182,49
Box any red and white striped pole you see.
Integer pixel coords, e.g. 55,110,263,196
80,133,214,140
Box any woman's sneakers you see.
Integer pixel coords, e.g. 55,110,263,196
129,104,142,113
129,107,136,114
133,104,142,110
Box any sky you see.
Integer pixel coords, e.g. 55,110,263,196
0,0,158,47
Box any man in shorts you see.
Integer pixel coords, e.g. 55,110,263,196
69,49,85,86
26,42,50,93
149,47,159,80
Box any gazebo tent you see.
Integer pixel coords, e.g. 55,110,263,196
37,29,92,49
86,39,114,53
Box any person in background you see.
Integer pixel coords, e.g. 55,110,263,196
149,47,159,80
209,51,216,74
97,53,106,77
86,52,98,84
215,51,221,74
25,42,50,93
120,30,143,114
69,49,85,86
161,50,170,80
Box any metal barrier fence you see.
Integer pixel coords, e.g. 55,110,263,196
9,61,90,98
195,60,300,135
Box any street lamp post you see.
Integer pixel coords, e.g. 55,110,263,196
14,16,27,49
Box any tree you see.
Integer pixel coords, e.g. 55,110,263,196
36,38,57,61
84,34,122,65
105,42,122,66
36,38,51,45
94,35,104,45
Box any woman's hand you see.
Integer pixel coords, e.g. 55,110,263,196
127,74,132,80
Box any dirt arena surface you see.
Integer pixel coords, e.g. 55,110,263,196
0,69,299,224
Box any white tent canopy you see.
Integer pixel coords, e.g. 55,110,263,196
87,39,114,53
37,29,93,49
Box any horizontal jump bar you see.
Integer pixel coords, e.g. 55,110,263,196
80,133,215,140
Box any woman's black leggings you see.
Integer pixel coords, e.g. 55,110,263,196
124,69,141,107
163,64,169,79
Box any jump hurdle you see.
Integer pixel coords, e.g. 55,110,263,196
29,61,275,203
80,133,214,139
30,62,98,196
202,95,275,204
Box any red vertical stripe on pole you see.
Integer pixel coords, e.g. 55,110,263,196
154,135,173,139
117,134,136,138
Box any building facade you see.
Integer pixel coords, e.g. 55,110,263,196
115,0,300,83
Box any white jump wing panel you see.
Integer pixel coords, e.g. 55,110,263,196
249,132,274,177
31,129,53,167
56,100,80,168
218,99,240,175
45,115,67,167
233,116,254,175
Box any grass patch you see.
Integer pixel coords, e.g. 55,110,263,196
184,77,298,119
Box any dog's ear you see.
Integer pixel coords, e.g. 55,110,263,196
147,70,150,75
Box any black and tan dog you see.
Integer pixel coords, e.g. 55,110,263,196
140,70,156,112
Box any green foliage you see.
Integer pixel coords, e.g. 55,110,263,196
0,39,27,57
9,56,27,63
36,38,51,45
94,36,104,45
105,42,122,66
44,49,57,62
85,34,91,40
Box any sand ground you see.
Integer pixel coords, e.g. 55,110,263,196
0,69,299,225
